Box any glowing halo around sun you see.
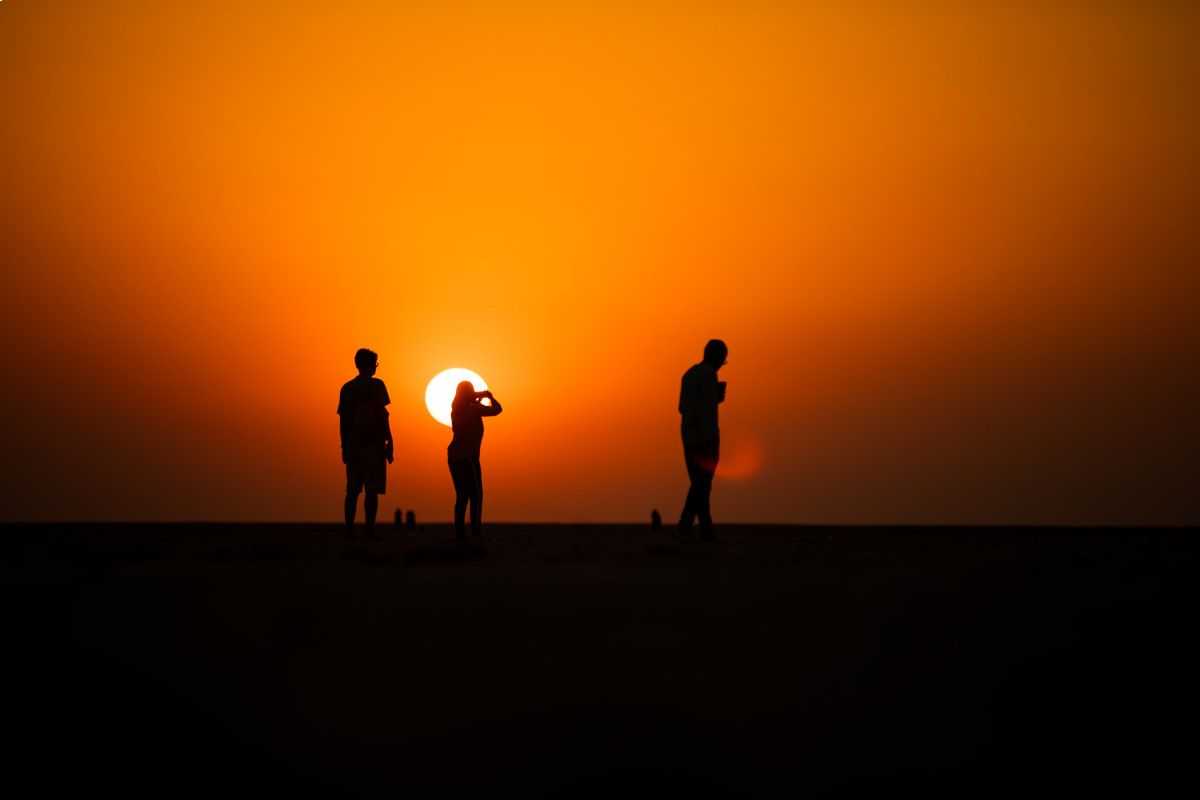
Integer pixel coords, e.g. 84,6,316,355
425,368,488,427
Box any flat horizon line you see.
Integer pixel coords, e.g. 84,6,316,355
2,520,1195,530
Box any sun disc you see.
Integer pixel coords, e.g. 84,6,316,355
425,368,488,427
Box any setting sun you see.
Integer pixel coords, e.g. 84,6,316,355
424,368,489,427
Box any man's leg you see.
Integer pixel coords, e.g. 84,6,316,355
345,460,363,536
344,491,358,534
697,442,718,540
364,491,379,536
679,444,700,535
680,485,697,529
696,470,714,539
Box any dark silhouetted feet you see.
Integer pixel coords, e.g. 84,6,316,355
677,523,715,543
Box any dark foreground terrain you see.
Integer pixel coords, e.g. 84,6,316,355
4,523,1197,796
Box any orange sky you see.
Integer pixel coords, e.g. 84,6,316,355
2,2,1197,523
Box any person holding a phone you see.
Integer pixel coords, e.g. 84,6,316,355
678,339,728,540
448,381,504,541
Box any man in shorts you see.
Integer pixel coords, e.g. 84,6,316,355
337,348,394,538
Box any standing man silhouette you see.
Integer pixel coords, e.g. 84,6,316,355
338,348,394,538
678,339,727,540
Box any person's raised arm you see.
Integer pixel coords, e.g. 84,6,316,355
478,390,503,416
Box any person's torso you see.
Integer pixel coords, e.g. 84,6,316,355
340,377,388,447
680,363,719,443
448,405,484,461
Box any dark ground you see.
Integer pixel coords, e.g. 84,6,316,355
3,523,1197,797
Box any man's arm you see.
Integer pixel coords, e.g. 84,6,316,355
378,381,394,463
699,370,719,411
337,387,350,463
682,369,719,442
383,411,394,463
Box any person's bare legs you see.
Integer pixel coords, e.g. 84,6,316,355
364,491,379,537
450,460,471,541
454,495,468,540
344,491,358,536
470,461,483,537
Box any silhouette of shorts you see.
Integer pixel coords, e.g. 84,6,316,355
345,445,386,495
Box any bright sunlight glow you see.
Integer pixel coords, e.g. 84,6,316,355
424,368,489,427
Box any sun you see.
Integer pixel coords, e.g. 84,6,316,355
425,368,488,427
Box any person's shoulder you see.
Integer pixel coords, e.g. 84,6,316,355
337,378,356,414
683,362,713,381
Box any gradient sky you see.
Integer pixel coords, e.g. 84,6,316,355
2,1,1197,524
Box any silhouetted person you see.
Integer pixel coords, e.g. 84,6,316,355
448,381,503,541
651,509,663,531
405,510,416,529
678,339,727,540
338,348,393,538
394,509,403,528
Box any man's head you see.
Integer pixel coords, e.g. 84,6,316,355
703,339,728,371
354,348,379,377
